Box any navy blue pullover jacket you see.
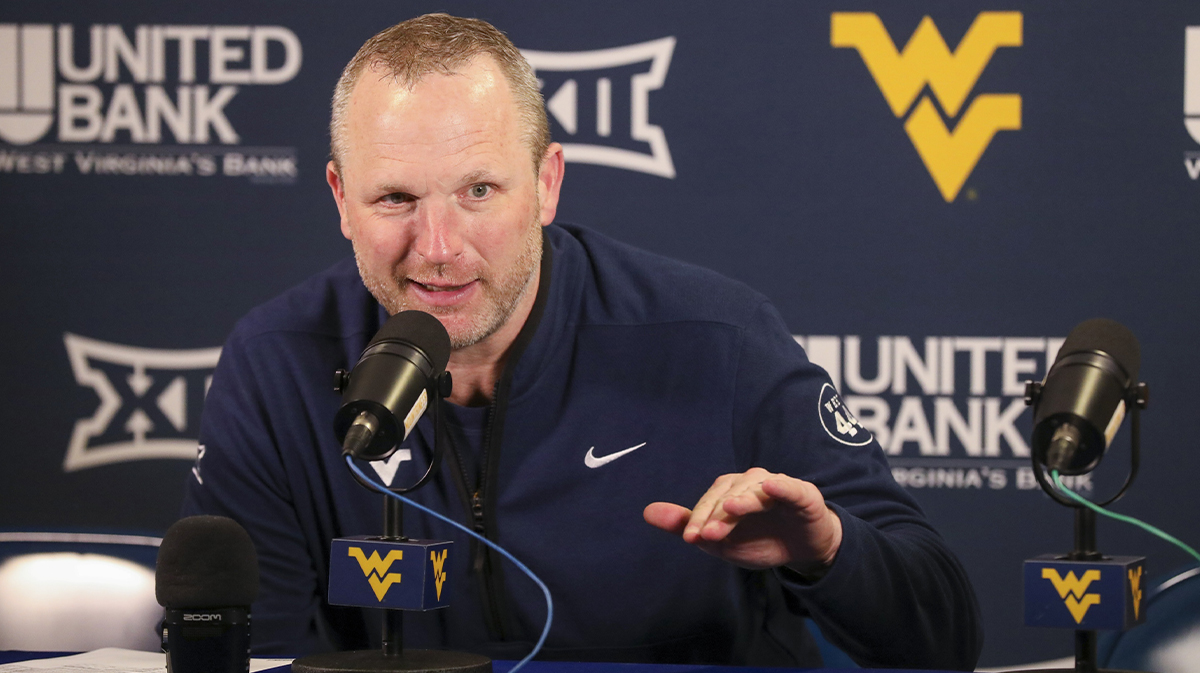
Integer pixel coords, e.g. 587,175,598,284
182,223,983,669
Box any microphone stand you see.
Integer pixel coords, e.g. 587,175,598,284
1014,383,1149,673
383,493,405,659
294,372,492,673
1070,507,1101,673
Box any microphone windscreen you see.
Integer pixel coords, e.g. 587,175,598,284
1058,318,1141,383
156,515,259,608
372,310,452,373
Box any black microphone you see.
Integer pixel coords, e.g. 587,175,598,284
156,515,259,673
1032,318,1141,475
334,310,451,461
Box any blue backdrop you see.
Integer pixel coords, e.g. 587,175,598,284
3,2,1198,666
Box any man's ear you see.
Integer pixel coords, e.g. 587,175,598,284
536,143,565,226
327,161,352,239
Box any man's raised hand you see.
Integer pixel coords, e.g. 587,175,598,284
643,467,843,576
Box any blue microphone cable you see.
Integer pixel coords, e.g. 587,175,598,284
1049,470,1200,565
344,455,554,673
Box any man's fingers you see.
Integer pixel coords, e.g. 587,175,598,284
698,479,778,541
644,470,840,572
692,470,776,541
719,482,775,518
643,502,691,535
760,475,825,518
683,474,736,542
658,470,817,546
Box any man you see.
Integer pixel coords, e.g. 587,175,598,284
182,14,982,669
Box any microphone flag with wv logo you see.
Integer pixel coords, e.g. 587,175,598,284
1024,555,1145,631
328,537,451,611
832,12,1022,202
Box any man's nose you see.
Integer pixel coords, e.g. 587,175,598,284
413,200,464,265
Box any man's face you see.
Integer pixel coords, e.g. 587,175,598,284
328,56,562,349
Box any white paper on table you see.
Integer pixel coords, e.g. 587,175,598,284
0,647,292,672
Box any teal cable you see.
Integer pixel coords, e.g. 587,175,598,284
1050,470,1200,565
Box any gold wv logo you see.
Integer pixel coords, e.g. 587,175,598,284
348,547,403,601
431,549,449,600
832,12,1022,201
1128,567,1143,619
1042,568,1101,623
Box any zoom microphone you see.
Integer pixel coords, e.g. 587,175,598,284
334,310,451,461
1032,318,1141,475
156,515,259,673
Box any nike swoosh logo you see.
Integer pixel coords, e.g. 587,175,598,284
584,442,647,469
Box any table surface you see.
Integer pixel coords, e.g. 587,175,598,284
0,650,949,673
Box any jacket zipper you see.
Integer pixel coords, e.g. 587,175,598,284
447,233,553,645
473,384,506,639
470,490,486,536
442,393,506,639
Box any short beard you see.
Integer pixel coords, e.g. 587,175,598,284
354,214,543,350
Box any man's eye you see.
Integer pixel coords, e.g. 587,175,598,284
381,193,413,205
468,184,491,198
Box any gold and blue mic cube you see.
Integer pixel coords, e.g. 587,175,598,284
328,537,451,610
1024,555,1146,630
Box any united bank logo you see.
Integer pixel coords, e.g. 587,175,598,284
1042,568,1102,624
0,25,54,144
64,333,221,471
348,547,404,601
523,37,676,178
1184,26,1200,180
794,334,1102,493
0,23,301,182
832,12,1022,202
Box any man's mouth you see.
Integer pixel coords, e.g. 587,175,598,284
415,281,469,292
407,278,478,305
